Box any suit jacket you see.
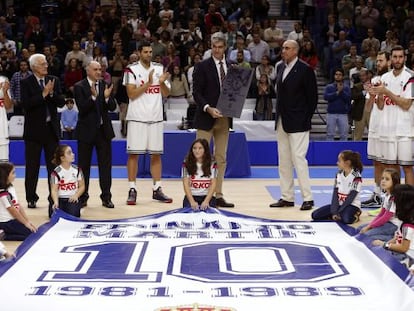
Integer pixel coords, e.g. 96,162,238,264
21,74,65,143
275,59,318,133
74,79,117,144
193,57,231,131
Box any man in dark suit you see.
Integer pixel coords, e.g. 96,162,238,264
74,61,117,208
269,39,318,211
21,53,65,211
193,32,234,208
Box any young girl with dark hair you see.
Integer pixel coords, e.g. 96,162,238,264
182,138,217,210
312,150,363,224
373,184,414,265
358,168,401,242
0,162,36,240
50,145,85,217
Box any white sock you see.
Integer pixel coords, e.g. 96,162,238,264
153,181,162,191
129,182,136,190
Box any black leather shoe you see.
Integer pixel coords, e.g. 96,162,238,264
216,197,235,208
300,200,314,210
80,200,87,208
28,201,37,208
102,200,115,208
269,199,294,208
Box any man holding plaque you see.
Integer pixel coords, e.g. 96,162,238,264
193,32,234,208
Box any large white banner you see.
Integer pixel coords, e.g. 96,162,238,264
1,208,413,311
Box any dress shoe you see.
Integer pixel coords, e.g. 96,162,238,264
27,201,37,209
300,200,314,210
102,200,115,208
269,199,294,208
81,200,87,208
216,197,235,208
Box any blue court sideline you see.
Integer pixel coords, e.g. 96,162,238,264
15,166,375,179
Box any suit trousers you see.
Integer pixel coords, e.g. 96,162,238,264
276,119,313,202
78,127,112,202
196,117,229,198
353,109,370,141
24,123,58,203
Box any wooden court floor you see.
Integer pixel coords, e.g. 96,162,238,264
3,177,374,254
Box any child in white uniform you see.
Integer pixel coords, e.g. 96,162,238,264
182,138,217,210
50,145,85,217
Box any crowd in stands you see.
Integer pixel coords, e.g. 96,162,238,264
0,0,414,125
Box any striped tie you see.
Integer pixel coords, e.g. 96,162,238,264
219,61,226,85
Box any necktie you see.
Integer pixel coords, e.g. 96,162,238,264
95,82,102,127
40,79,51,121
219,61,226,86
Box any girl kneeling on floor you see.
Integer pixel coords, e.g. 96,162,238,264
312,150,363,224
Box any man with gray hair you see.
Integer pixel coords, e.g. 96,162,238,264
193,32,234,208
21,53,65,212
270,39,318,211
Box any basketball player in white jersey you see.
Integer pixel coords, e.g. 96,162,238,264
0,76,13,162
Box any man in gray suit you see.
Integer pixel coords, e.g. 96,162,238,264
270,40,318,210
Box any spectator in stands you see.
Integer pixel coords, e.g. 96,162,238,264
381,30,398,53
21,53,65,210
225,21,240,51
159,1,174,22
92,46,108,69
248,32,270,67
10,59,32,115
351,68,371,141
0,32,16,56
43,45,61,78
63,22,83,49
162,45,180,73
235,50,252,68
331,30,351,79
150,32,166,60
337,0,354,28
146,3,162,35
349,58,366,89
187,52,202,98
287,22,303,42
128,10,140,33
239,17,254,39
0,47,16,79
64,58,83,97
24,11,40,43
324,68,351,141
108,42,127,96
168,65,190,99
136,21,151,41
255,55,276,84
403,8,414,47
321,14,340,78
340,17,358,44
61,98,78,140
361,28,381,59
64,40,87,69
81,31,99,64
360,0,380,34
263,18,284,63
26,23,45,53
364,47,378,72
299,40,319,71
342,44,363,87
187,20,203,48
354,0,367,34
204,2,224,35
228,34,251,64
255,73,274,120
